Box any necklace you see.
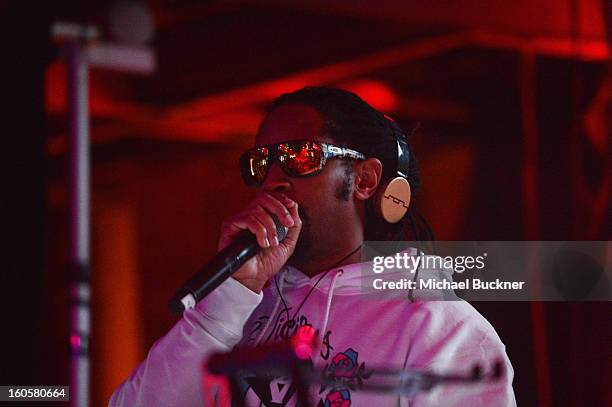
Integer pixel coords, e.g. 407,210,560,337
274,244,363,323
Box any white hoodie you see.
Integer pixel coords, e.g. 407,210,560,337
110,250,516,406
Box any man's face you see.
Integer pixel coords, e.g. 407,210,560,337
255,103,355,265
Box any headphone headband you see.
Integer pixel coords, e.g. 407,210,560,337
384,115,410,180
372,115,412,224
396,137,409,179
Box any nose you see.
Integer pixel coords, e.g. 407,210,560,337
262,162,292,193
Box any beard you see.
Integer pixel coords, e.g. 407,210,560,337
287,174,352,268
288,204,312,267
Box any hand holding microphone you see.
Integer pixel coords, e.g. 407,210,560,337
219,192,302,293
169,192,301,314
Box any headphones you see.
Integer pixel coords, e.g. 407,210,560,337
372,115,412,224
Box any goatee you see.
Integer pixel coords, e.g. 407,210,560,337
288,204,312,267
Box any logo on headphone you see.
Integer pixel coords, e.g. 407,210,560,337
383,193,409,209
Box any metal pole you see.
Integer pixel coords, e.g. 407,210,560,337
67,40,91,407
52,20,153,406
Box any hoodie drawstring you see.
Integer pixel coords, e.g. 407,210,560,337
320,269,343,338
254,268,344,346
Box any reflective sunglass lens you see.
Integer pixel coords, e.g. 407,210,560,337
243,147,269,185
278,141,323,176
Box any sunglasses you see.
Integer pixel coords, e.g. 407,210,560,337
239,139,366,186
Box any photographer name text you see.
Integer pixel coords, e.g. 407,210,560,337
372,278,526,291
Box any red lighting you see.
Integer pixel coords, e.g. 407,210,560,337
342,79,399,111
70,335,81,348
292,326,317,360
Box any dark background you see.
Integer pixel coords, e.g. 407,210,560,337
1,1,610,406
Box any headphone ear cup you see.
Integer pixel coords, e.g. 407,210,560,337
374,177,411,224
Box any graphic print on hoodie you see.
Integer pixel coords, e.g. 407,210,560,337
240,308,373,407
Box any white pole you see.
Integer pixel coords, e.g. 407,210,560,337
52,19,154,406
67,39,91,407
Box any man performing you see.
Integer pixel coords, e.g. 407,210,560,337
110,86,516,406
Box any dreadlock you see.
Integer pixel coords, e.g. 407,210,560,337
266,86,435,242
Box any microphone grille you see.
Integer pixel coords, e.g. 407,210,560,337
272,215,289,242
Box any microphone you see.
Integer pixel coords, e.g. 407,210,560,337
168,215,288,314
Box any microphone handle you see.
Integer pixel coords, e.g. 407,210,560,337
168,231,260,314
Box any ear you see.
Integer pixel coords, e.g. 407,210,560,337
353,158,383,201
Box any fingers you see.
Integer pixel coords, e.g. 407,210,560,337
282,199,302,246
224,214,271,248
250,193,292,247
252,193,295,228
220,193,300,251
253,207,281,246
